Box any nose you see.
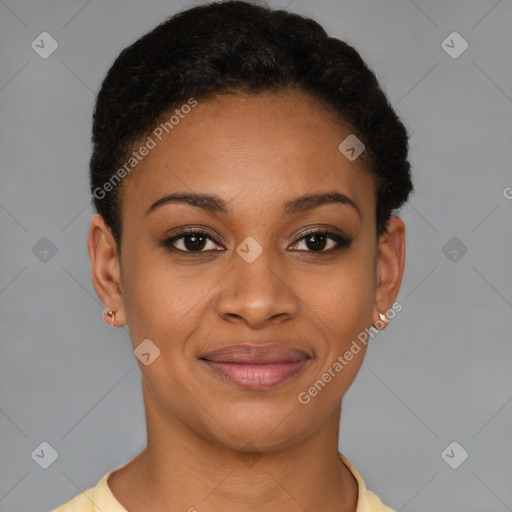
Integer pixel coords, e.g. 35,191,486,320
215,247,300,329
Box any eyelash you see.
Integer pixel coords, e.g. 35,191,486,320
161,228,353,255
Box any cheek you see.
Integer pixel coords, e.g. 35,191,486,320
121,246,217,360
120,245,181,342
295,269,373,408
298,255,376,343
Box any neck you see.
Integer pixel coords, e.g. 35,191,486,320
108,381,358,512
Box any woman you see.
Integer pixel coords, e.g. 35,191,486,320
52,1,413,510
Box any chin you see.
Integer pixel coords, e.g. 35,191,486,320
201,401,313,451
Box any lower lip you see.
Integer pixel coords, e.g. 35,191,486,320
201,359,309,390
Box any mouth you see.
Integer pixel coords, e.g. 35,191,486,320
199,343,312,390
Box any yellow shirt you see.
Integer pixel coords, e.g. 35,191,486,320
51,453,395,511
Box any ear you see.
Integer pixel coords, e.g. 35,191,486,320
373,216,406,329
87,213,126,327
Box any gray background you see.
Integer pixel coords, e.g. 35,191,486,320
0,0,511,511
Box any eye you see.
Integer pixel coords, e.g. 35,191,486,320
162,228,353,254
289,230,353,253
162,229,224,253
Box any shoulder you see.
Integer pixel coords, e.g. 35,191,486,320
339,452,396,512
50,486,96,512
50,461,130,512
364,489,397,512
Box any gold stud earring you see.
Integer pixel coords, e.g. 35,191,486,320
104,309,116,328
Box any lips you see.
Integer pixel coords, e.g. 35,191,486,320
200,343,311,364
199,343,312,390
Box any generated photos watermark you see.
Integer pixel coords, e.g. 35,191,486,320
298,301,403,405
93,97,198,201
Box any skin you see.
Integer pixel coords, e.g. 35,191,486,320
88,89,406,512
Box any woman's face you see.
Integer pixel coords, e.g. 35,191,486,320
89,89,405,451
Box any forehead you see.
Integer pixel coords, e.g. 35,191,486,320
121,90,375,221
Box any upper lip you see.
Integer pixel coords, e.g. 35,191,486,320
200,343,312,364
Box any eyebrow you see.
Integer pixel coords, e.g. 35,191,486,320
145,190,361,218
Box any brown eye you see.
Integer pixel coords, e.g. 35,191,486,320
162,230,224,253
289,231,353,253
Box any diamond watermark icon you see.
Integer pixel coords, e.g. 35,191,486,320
236,236,263,263
31,32,59,59
338,134,365,161
32,237,58,263
134,338,161,366
441,441,468,469
31,441,58,469
442,236,468,263
441,31,468,59
236,442,263,468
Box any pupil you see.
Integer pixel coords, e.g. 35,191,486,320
307,233,326,251
185,234,206,251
